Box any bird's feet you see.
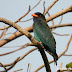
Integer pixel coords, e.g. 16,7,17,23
39,41,44,48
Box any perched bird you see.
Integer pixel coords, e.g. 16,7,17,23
32,12,58,65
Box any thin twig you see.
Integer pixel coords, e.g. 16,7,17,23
0,62,7,72
14,6,30,23
0,26,10,30
59,15,63,24
0,30,5,38
47,12,54,26
1,29,8,40
0,43,34,56
44,0,58,15
43,1,45,14
0,48,37,67
13,69,23,72
63,54,72,56
30,0,41,11
20,18,33,22
52,32,69,36
46,5,72,22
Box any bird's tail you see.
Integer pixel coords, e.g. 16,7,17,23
53,53,58,65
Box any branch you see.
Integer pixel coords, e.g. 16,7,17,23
0,23,72,47
44,0,58,15
0,62,7,72
0,43,34,56
30,0,41,11
50,23,72,29
0,17,51,72
52,32,69,36
63,54,72,56
34,34,72,72
13,69,23,72
0,48,37,67
46,5,72,22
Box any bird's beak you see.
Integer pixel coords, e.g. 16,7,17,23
32,14,38,17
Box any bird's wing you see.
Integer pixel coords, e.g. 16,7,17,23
33,20,56,52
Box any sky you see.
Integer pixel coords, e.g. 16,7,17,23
0,0,72,72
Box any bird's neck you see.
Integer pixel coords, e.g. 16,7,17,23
33,17,39,22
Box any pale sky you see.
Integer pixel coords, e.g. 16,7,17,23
0,0,72,72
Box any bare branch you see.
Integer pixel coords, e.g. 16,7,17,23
63,54,72,56
0,26,10,30
0,43,34,56
47,12,54,26
44,0,58,15
30,0,41,11
14,6,30,23
52,32,69,36
13,69,23,72
0,62,7,72
43,1,45,14
50,23,72,29
0,30,5,38
46,6,72,22
20,18,33,22
0,48,37,67
59,15,63,24
0,23,72,47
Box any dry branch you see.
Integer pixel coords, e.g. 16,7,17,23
0,23,72,47
0,62,7,72
0,43,34,56
0,5,72,47
13,69,23,72
44,0,58,15
0,48,37,67
46,5,72,22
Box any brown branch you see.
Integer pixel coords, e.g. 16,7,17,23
0,26,10,30
44,0,58,15
0,48,37,67
30,0,41,11
0,23,72,47
46,5,72,22
50,23,72,28
59,15,63,24
19,18,33,22
13,69,23,72
34,34,72,72
43,1,45,14
14,6,30,23
47,12,54,26
0,26,33,47
0,6,30,31
0,43,34,56
52,32,69,36
0,57,20,72
0,30,5,38
63,54,72,56
0,62,7,72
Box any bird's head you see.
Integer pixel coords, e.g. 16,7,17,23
32,12,46,22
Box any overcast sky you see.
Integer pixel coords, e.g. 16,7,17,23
0,0,72,72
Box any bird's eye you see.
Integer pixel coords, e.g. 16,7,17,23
39,15,41,16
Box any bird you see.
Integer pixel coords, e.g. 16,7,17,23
32,12,58,65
